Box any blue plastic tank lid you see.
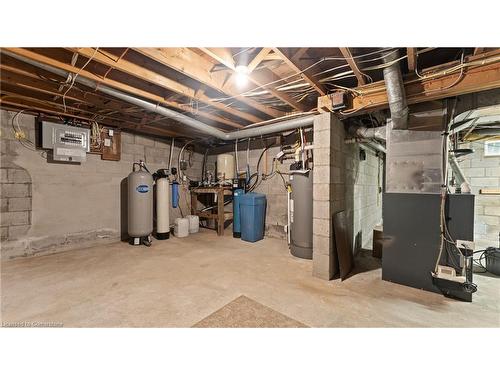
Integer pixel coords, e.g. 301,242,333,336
240,192,266,204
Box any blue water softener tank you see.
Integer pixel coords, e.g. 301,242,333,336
240,192,266,242
232,188,244,238
172,181,179,208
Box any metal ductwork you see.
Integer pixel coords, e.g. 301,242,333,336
348,125,387,141
2,50,314,141
383,49,409,130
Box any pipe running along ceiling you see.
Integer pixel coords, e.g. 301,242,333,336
2,50,315,142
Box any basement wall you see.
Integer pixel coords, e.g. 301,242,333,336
458,140,500,249
312,113,384,279
0,109,202,259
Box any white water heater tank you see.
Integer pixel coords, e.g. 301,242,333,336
174,217,189,237
217,153,235,181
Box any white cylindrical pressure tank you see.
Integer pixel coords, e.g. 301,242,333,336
174,217,189,237
217,153,235,181
128,168,153,245
187,215,199,234
156,177,170,240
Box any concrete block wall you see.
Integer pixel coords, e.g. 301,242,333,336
458,141,500,249
344,144,383,250
0,109,202,259
312,113,348,280
312,113,383,280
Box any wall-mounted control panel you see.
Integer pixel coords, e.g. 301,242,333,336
41,121,90,162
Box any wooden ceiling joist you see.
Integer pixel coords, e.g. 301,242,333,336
71,48,259,125
407,48,417,72
0,97,183,139
272,48,326,96
318,50,500,116
200,47,309,112
247,48,272,73
133,47,283,118
338,47,367,86
1,48,237,130
0,65,147,121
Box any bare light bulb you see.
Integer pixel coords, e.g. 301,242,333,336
235,65,249,87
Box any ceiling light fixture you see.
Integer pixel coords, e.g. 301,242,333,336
235,64,249,88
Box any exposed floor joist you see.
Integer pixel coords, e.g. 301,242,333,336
1,48,239,130
338,48,367,86
200,47,309,112
272,48,326,96
70,48,260,125
407,48,417,72
318,50,500,115
133,47,283,118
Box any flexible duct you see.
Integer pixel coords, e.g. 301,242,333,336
348,125,387,141
383,50,408,130
2,50,314,140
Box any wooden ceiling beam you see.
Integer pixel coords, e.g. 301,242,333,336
134,47,283,118
338,47,366,86
272,48,326,95
0,66,148,122
407,48,417,72
318,50,500,116
0,86,152,127
247,48,272,73
71,48,257,124
200,47,309,112
473,48,485,55
1,48,236,131
0,96,181,137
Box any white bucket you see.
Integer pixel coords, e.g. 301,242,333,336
174,218,189,238
187,215,199,234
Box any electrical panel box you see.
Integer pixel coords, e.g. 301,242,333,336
41,121,90,162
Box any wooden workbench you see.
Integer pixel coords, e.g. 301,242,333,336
190,186,233,236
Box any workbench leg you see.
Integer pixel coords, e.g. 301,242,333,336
191,192,197,215
217,190,224,236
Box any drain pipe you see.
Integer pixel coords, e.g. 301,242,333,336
383,49,409,130
2,50,314,140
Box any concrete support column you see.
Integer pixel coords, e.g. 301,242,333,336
312,113,344,280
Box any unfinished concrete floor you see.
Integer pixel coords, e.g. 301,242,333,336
1,229,499,327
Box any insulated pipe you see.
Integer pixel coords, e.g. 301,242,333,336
3,50,315,140
348,125,387,141
382,50,409,130
449,154,470,192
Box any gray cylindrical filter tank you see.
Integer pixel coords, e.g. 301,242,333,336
289,170,313,259
128,163,153,245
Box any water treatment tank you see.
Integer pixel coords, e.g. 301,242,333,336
128,166,153,245
217,153,235,181
289,170,313,259
156,176,170,240
240,192,266,242
232,188,244,238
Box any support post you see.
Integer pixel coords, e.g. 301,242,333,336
312,113,345,280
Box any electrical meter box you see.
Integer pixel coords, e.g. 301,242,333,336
41,121,90,162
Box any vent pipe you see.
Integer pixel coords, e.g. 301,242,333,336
383,50,409,130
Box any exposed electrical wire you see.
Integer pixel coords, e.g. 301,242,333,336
62,47,99,113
